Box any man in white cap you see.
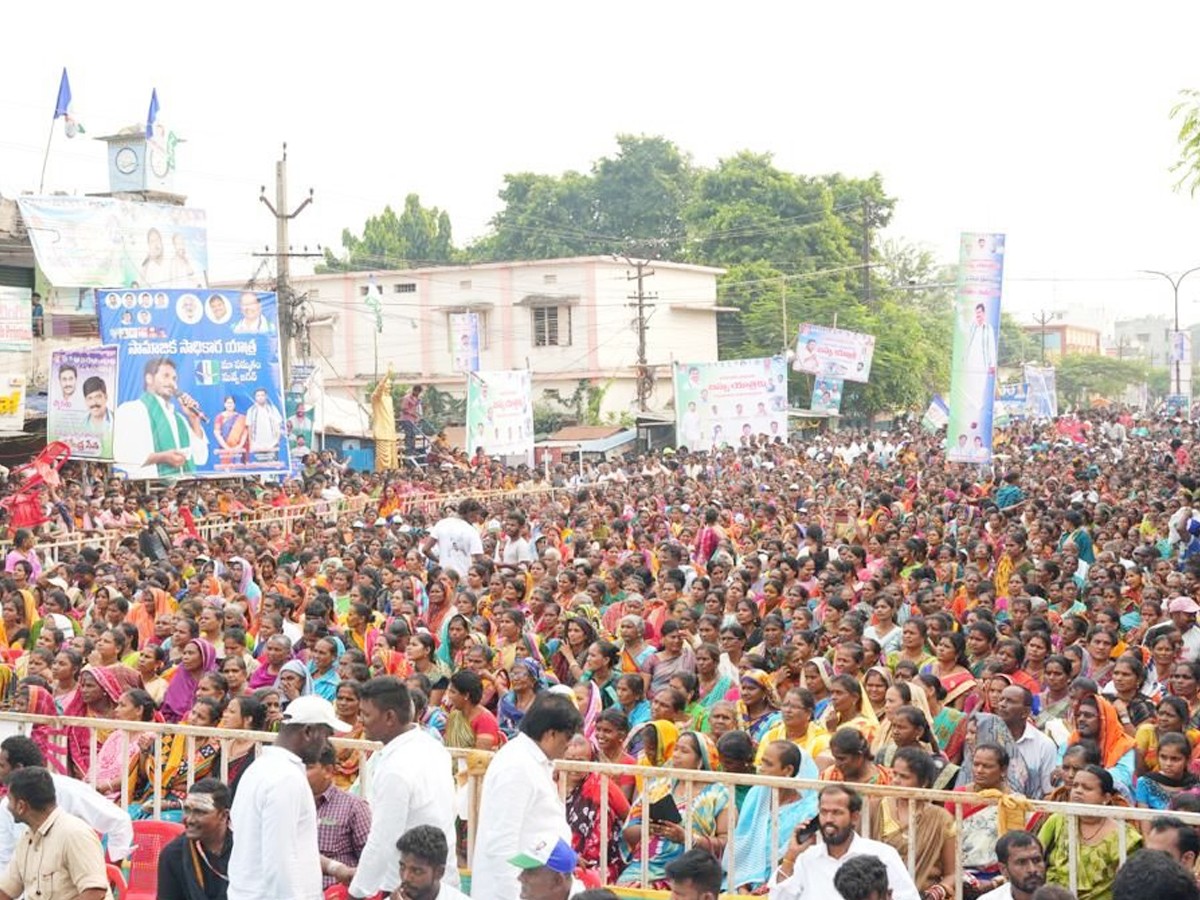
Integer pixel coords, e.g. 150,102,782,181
1168,595,1200,662
228,695,350,900
509,836,583,900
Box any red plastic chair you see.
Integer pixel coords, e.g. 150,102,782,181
125,819,184,900
107,863,127,900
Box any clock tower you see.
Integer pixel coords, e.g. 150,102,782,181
96,126,182,198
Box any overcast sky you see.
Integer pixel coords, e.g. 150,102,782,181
4,2,1200,336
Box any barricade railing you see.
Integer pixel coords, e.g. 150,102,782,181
4,711,1192,897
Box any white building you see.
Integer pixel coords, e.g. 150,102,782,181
287,256,727,421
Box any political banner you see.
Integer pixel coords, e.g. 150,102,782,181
793,323,875,383
450,312,480,373
810,376,844,414
286,363,318,465
1024,365,1058,419
97,288,288,480
674,357,788,449
996,381,1029,422
17,196,207,289
0,287,33,352
48,346,118,459
1170,330,1194,404
0,357,26,434
466,370,533,457
921,395,950,433
946,233,1006,464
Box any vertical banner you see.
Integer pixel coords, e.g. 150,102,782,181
809,376,844,414
286,363,317,464
0,288,33,351
1170,330,1194,405
450,312,480,373
1023,365,1058,419
673,357,788,449
0,360,26,434
48,346,118,458
947,233,1006,463
97,289,289,479
921,395,950,433
466,370,533,457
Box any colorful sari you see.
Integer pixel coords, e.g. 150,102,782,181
24,685,69,774
160,639,217,723
333,723,365,790
128,730,220,821
567,769,632,883
64,666,123,778
727,749,818,891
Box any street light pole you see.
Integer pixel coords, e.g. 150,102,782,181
1140,266,1200,396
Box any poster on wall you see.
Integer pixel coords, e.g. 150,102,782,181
466,370,533,457
286,362,318,465
17,196,207,289
48,346,118,458
793,323,875,383
0,287,33,352
0,358,26,434
97,288,288,479
809,376,844,414
946,232,1006,464
450,312,480,373
673,356,788,449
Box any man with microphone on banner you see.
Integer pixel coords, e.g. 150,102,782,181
113,356,209,478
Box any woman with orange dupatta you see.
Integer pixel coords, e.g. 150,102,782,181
63,665,123,779
127,583,175,649
1068,689,1137,795
13,683,69,774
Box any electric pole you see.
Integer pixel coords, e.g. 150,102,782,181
625,259,656,412
258,143,314,379
1031,309,1064,364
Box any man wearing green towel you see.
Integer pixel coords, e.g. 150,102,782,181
113,356,209,479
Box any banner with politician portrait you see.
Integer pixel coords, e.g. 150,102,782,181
946,232,1006,464
673,357,788,449
465,370,533,457
793,323,875,383
809,376,844,414
1024,365,1058,419
48,346,118,459
97,288,289,479
450,312,480,373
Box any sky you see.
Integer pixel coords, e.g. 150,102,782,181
4,2,1200,338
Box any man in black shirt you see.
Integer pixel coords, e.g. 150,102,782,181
157,778,233,900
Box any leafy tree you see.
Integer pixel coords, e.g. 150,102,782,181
469,171,600,261
321,194,457,271
999,313,1040,368
1171,89,1200,196
1055,354,1147,406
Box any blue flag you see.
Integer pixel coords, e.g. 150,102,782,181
53,69,83,137
145,88,159,140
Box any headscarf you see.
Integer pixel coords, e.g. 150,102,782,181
681,730,720,772
160,639,217,724
956,711,1031,796
740,669,781,708
24,685,68,774
512,656,545,688
436,614,471,668
627,719,680,767
64,665,125,776
578,680,602,742
373,645,410,678
1069,691,1137,769
276,658,315,698
801,657,834,693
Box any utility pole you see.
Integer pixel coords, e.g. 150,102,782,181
625,258,656,412
1031,309,1064,364
258,143,314,379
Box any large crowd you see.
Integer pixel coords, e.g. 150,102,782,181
6,409,1200,900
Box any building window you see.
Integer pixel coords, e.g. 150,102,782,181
310,321,335,358
532,306,571,347
395,283,416,293
543,273,557,285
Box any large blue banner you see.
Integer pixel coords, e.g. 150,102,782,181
97,289,289,480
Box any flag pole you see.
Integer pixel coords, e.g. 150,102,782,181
37,117,56,194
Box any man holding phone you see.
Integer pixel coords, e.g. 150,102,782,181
769,785,918,900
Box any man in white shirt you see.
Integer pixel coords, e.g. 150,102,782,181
1169,596,1200,663
347,678,458,898
495,509,535,566
471,694,583,900
978,831,1046,900
422,499,484,578
228,695,350,900
0,735,133,866
395,825,470,900
245,389,283,454
769,785,919,900
997,686,1058,799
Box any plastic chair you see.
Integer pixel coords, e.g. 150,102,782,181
106,863,127,900
125,819,184,900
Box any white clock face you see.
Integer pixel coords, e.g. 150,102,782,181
115,147,138,175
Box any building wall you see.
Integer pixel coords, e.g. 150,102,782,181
290,257,722,419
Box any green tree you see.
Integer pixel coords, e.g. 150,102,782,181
469,171,600,261
1171,89,1200,196
999,313,1040,368
321,193,457,271
1055,354,1147,406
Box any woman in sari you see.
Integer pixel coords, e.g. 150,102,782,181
870,747,956,900
801,658,834,719
954,712,1030,794
916,672,963,754
160,638,217,723
214,396,248,460
64,665,122,779
331,682,366,789
436,614,474,671
822,726,892,786
276,658,315,706
91,688,156,801
694,642,737,721
550,616,598,687
755,687,831,765
948,739,1027,895
217,694,267,799
727,739,818,892
921,631,976,710
617,731,729,889
13,683,69,774
248,633,292,690
497,657,543,738
564,734,631,883
739,669,782,744
128,696,221,821
444,669,503,750
819,674,879,745
617,614,655,685
1034,654,1073,742
1136,696,1200,776
1069,690,1136,794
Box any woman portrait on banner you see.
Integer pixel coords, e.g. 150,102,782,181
214,395,249,463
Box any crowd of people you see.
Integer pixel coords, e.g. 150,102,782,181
5,409,1200,899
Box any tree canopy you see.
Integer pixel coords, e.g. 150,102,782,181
321,193,457,271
